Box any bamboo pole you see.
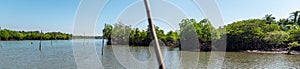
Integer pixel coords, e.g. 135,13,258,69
39,30,42,51
143,0,165,69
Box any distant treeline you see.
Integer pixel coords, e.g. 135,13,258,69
0,29,72,40
72,36,103,39
103,11,300,52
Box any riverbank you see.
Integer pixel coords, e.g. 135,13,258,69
245,50,300,55
0,39,71,41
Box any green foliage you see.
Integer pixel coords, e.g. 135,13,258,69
103,22,170,45
153,26,166,41
290,11,300,25
111,22,131,40
166,31,179,42
225,19,267,50
0,29,11,40
102,24,113,39
179,19,198,42
263,31,289,45
225,12,300,51
226,19,266,39
262,23,280,32
101,11,300,51
42,34,51,40
179,18,220,42
288,41,300,49
264,14,275,24
0,29,71,40
288,28,300,41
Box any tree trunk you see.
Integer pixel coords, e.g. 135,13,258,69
287,50,292,54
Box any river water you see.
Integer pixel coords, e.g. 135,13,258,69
0,39,299,69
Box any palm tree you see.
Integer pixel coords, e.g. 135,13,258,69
297,15,300,25
290,11,300,24
264,14,275,24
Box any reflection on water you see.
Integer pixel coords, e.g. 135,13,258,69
0,40,76,69
0,39,299,69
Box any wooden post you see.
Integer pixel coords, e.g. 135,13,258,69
143,0,165,69
0,37,2,48
52,34,57,46
179,44,181,50
0,27,2,48
39,30,42,51
51,39,53,46
102,35,105,55
83,32,85,46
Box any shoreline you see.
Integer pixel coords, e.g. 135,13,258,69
245,50,300,55
0,38,105,41
105,45,300,55
0,39,71,41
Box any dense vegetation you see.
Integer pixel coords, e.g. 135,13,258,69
102,11,300,51
102,23,179,46
0,29,72,40
225,11,300,51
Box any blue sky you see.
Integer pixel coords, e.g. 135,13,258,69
0,0,79,34
0,0,300,36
